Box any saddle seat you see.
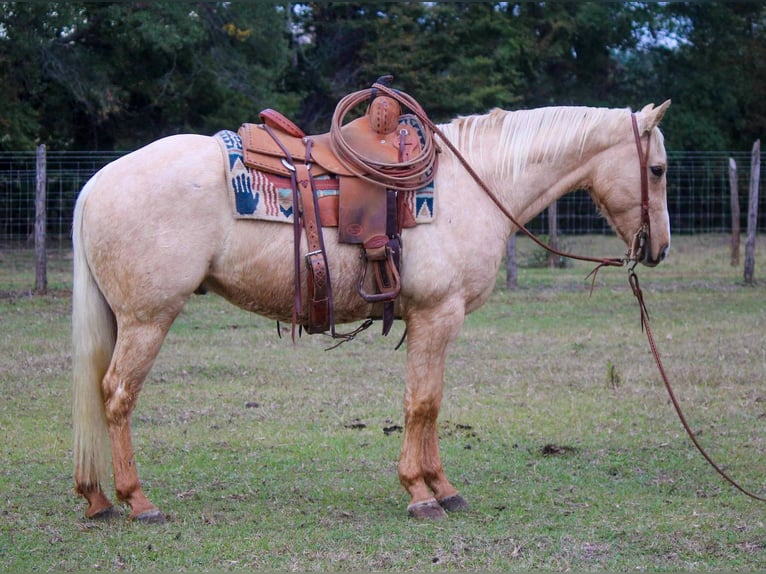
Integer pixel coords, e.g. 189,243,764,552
240,107,411,180
236,85,435,338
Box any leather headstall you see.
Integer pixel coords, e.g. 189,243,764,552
629,113,652,266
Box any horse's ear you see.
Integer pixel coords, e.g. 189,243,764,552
638,99,671,133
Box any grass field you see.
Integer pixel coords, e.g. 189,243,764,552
1,234,766,571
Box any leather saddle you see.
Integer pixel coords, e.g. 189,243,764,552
237,81,434,338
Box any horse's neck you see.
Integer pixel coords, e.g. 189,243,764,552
440,107,624,228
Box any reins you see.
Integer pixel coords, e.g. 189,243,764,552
369,81,766,503
369,83,627,273
627,271,766,502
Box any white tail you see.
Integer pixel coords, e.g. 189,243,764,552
72,175,116,493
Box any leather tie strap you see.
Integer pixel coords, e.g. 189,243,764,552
382,189,401,336
261,124,304,339
296,141,332,334
629,269,766,503
262,125,333,336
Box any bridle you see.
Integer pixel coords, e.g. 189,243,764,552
371,81,766,503
629,113,652,266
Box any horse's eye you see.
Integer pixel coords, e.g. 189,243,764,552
650,165,665,177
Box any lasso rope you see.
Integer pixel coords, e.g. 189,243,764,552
328,85,439,191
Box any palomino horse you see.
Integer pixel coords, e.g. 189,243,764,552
72,101,671,522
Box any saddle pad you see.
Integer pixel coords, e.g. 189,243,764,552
214,129,435,225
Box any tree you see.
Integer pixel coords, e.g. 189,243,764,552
633,2,766,150
0,2,293,150
512,2,640,107
4,2,766,152
357,3,527,120
290,2,646,131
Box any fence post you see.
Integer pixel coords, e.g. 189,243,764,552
744,140,760,285
547,202,558,268
729,157,740,266
34,144,47,295
506,233,518,290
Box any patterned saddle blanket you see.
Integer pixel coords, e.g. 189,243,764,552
214,122,435,228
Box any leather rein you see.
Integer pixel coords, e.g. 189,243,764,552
371,82,766,503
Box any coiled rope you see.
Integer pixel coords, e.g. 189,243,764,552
328,85,439,191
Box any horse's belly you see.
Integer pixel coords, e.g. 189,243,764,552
205,222,375,324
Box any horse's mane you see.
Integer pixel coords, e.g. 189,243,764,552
440,106,629,182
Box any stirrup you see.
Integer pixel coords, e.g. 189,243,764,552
358,249,401,303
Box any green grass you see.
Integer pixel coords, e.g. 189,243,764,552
2,234,766,571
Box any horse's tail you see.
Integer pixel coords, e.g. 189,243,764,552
71,175,115,494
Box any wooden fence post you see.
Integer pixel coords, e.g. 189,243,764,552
34,144,47,295
729,157,740,266
547,202,558,268
506,232,518,290
744,140,760,285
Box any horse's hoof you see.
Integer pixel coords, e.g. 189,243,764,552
133,509,167,524
87,505,121,520
407,499,448,520
438,493,470,513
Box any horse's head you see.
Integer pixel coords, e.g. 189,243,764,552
590,100,671,267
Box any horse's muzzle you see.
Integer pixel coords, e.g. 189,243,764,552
629,225,669,267
641,244,669,267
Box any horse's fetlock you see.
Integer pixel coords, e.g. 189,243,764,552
74,479,100,497
114,485,134,503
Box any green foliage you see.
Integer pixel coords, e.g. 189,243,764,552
0,2,293,150
627,2,766,150
360,3,528,120
519,235,573,269
1,2,765,150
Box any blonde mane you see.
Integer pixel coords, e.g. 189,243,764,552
440,106,629,182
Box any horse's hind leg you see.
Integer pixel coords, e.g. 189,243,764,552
102,319,175,523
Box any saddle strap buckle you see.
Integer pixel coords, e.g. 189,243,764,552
304,249,331,333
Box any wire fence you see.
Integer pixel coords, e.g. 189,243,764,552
0,149,764,252
0,150,121,248
529,150,764,236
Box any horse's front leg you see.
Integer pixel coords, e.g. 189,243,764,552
399,303,470,519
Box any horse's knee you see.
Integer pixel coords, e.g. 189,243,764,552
404,396,440,423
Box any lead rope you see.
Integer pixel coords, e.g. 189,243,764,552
370,81,766,502
629,268,766,502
